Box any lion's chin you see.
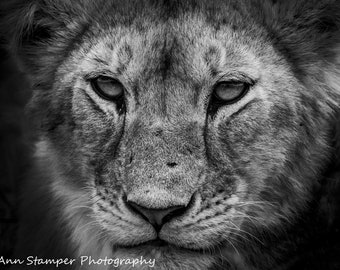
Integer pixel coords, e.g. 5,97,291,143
112,240,218,270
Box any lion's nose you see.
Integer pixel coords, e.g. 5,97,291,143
127,201,186,232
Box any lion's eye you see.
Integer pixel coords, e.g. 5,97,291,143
213,81,249,103
90,76,124,100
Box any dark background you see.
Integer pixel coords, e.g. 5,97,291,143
0,45,31,259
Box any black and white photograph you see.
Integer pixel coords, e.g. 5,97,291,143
0,0,340,269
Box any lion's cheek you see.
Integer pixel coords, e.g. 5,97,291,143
210,118,292,178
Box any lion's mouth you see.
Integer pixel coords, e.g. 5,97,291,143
120,237,170,249
118,237,214,254
136,238,169,248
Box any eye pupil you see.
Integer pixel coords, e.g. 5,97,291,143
91,76,124,100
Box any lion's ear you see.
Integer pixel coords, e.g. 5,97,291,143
1,1,54,49
0,0,94,82
1,1,62,62
260,0,340,70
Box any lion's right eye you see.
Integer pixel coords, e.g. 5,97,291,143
90,76,125,100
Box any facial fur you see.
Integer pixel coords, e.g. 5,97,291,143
1,0,340,269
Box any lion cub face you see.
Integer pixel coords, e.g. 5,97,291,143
44,15,328,265
9,0,338,269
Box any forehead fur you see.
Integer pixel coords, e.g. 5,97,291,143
0,0,339,104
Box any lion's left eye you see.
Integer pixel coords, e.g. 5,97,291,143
90,76,124,100
213,81,249,104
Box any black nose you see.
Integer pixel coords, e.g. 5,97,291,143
127,201,186,232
